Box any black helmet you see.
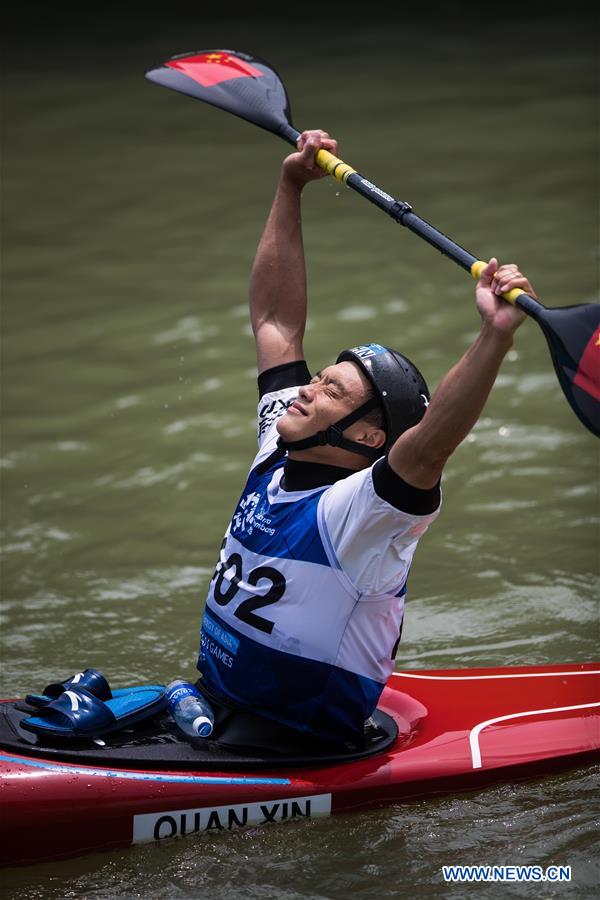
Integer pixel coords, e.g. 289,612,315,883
276,342,429,463
336,343,430,452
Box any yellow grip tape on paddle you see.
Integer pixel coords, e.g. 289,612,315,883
470,260,526,305
315,149,356,184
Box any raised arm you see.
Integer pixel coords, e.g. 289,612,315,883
389,259,536,488
250,130,338,375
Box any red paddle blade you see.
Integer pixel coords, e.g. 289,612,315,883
145,50,294,139
535,303,600,437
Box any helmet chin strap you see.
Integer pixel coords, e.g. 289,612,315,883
277,395,382,462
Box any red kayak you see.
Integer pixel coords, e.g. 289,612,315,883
1,662,598,867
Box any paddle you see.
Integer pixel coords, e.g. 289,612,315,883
146,50,600,438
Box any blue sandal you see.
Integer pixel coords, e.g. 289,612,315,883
20,685,167,741
25,668,163,709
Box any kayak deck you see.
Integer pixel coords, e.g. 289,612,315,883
0,703,401,769
1,662,598,866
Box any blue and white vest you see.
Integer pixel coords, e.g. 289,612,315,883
197,454,408,743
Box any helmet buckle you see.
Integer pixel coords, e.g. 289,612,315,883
325,425,344,447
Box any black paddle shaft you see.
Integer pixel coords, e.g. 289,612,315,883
280,123,479,274
282,121,556,320
279,122,599,437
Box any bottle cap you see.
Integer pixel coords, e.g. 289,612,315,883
193,715,213,738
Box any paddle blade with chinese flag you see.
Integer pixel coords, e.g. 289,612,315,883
145,50,294,139
532,302,600,436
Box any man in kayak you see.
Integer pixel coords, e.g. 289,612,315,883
197,130,536,748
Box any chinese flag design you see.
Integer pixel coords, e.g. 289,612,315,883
166,52,264,87
574,325,600,401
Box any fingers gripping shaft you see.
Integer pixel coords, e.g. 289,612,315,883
470,260,526,306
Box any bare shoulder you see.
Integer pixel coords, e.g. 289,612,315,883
387,424,448,491
254,319,305,375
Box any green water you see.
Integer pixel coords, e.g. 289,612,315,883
1,9,598,898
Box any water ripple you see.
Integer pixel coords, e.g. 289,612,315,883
94,452,212,488
336,306,377,321
153,317,221,345
0,523,75,558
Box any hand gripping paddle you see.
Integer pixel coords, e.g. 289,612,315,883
146,50,600,438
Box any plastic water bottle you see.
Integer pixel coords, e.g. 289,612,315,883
166,679,214,738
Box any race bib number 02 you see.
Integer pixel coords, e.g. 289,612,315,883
212,551,286,635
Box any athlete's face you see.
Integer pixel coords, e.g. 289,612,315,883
277,361,385,465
